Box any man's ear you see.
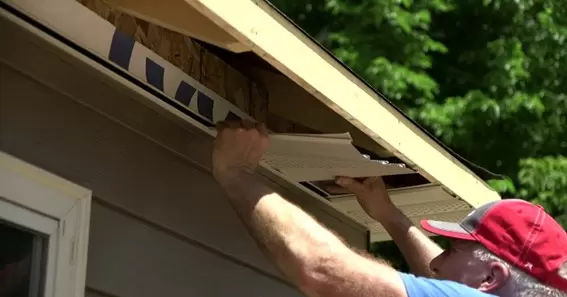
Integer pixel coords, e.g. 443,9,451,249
479,262,510,292
560,260,567,280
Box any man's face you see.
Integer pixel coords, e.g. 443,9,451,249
429,240,492,288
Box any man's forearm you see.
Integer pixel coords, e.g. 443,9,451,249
215,170,353,290
379,207,443,277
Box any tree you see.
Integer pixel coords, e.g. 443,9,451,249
272,0,451,111
271,0,567,268
271,0,567,226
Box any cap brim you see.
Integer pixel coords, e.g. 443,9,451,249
420,220,476,241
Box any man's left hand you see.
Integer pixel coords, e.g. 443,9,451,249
212,120,269,182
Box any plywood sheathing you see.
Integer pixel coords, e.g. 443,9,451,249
78,0,201,79
76,0,398,148
200,47,226,98
225,64,250,113
250,82,270,124
78,0,272,125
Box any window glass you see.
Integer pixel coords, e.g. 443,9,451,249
0,220,47,297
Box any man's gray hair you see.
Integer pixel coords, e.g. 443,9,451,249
472,245,567,297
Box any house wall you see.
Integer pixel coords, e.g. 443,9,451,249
0,12,367,297
0,46,300,297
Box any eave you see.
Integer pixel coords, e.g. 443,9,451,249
3,0,502,242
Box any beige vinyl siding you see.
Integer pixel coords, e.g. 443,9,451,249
0,61,282,276
88,201,300,297
0,51,301,297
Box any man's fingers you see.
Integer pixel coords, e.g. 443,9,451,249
256,122,269,136
215,121,229,133
364,176,386,190
242,119,255,129
335,177,367,194
216,120,242,132
226,121,244,129
216,121,269,151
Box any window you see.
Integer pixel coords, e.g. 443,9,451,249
0,219,48,297
0,151,91,297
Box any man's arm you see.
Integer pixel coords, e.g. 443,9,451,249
379,208,444,277
215,170,407,297
335,177,444,277
211,121,407,297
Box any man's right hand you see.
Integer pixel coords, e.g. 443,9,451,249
212,120,269,184
333,176,397,222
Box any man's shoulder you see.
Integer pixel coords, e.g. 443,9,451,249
399,272,497,297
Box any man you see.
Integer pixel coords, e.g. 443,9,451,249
211,120,567,297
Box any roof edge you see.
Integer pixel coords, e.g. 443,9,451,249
185,0,501,208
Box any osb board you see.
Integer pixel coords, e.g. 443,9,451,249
251,82,269,123
77,0,269,123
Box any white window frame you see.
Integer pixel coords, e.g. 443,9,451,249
0,151,91,297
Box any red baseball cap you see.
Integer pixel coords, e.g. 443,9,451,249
421,199,567,292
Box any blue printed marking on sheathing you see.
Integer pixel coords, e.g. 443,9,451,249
175,81,196,106
145,58,165,91
197,92,214,121
224,111,242,121
108,30,135,70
